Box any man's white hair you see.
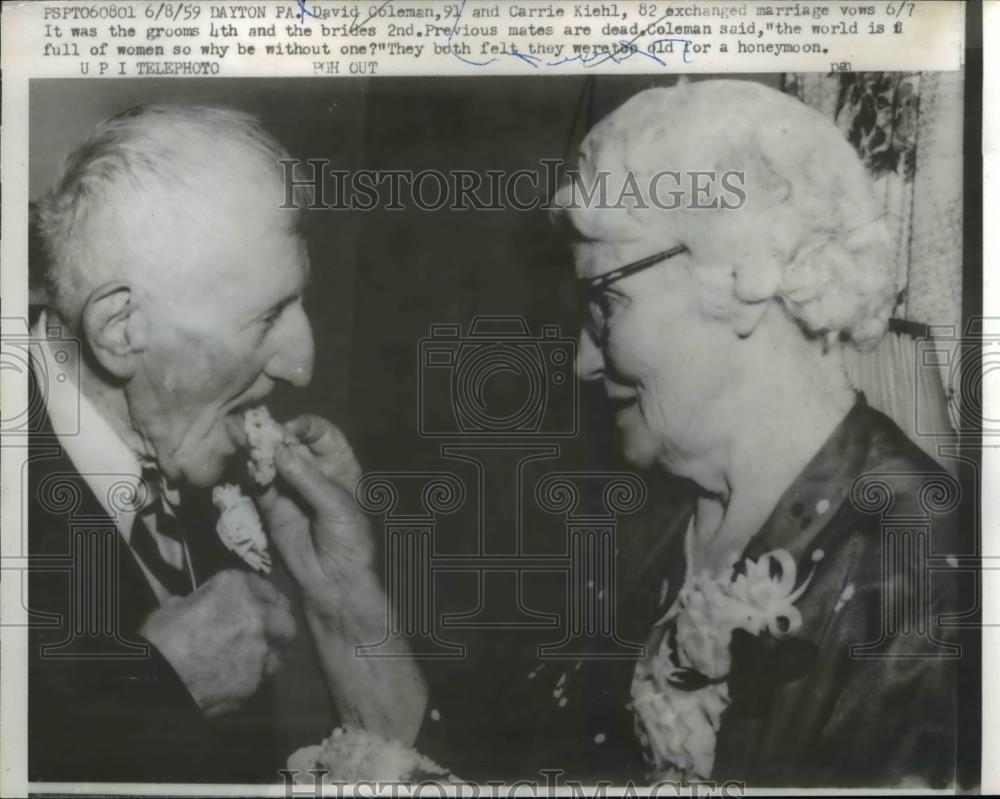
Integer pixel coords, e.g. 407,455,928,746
552,80,898,350
36,104,302,328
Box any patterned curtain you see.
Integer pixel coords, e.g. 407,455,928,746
783,71,964,464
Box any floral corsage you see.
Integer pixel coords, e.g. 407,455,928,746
631,524,817,780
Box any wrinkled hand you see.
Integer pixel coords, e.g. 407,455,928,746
256,415,374,601
254,416,427,744
139,570,296,717
283,414,363,491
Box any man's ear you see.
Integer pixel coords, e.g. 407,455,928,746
81,282,144,380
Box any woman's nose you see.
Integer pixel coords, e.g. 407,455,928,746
575,329,605,382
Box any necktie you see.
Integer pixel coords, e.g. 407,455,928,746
132,469,194,597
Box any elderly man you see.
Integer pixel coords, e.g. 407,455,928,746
28,105,425,782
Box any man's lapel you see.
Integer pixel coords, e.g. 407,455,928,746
28,363,252,615
29,399,160,636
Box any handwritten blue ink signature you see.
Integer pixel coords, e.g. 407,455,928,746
500,37,693,68
298,0,393,32
447,0,692,68
297,0,321,23
297,0,694,68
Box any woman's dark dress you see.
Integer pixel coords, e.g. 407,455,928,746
418,396,967,788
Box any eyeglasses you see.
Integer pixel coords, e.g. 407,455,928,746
576,243,690,345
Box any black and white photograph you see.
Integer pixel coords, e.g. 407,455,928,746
1,0,987,794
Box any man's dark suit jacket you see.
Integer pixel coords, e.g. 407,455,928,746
28,405,282,783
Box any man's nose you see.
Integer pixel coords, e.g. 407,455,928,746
575,329,605,382
265,304,314,388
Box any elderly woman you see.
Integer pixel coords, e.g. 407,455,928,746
547,80,961,788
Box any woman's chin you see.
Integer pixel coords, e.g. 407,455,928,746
619,431,660,470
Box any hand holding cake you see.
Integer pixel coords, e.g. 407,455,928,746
212,405,299,574
253,413,373,599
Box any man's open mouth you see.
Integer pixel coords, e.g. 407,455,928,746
228,389,272,418
229,396,261,416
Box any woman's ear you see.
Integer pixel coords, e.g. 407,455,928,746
81,281,143,380
731,299,770,338
729,256,780,338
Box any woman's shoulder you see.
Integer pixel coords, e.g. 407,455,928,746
818,404,964,619
848,403,961,524
798,401,963,607
860,403,948,472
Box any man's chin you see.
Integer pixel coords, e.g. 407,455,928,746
172,454,234,489
170,423,246,488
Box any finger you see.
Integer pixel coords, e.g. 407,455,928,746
287,441,318,469
224,414,249,448
274,443,353,515
263,647,283,678
205,568,250,594
285,413,354,460
284,416,363,490
283,414,330,447
244,572,282,605
251,490,331,593
263,602,298,645
262,584,292,615
254,485,281,516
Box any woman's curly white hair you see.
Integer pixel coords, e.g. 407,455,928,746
551,80,898,350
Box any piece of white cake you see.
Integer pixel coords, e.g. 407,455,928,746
244,405,291,487
211,483,271,573
286,726,455,784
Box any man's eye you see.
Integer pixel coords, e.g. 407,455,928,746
261,307,283,328
597,292,620,319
